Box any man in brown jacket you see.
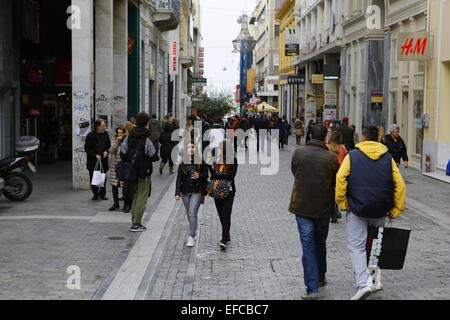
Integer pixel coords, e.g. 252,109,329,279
289,124,340,300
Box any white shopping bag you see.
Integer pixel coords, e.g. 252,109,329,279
91,160,106,187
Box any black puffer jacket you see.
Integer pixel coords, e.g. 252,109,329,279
384,134,408,165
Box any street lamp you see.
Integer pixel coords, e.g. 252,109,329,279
233,14,255,115
232,14,256,54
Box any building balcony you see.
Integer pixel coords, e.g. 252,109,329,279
180,40,195,67
154,0,181,32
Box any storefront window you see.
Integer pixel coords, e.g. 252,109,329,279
414,91,424,155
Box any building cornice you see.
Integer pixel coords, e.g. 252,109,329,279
385,1,427,28
276,0,295,20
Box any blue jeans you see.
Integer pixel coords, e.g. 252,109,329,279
295,216,330,294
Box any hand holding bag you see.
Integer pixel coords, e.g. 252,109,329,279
91,159,106,187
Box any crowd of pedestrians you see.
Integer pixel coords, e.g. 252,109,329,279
84,108,410,300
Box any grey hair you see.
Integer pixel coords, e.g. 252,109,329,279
389,124,400,133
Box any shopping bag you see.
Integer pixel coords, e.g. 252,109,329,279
115,161,138,182
91,160,106,187
367,225,411,270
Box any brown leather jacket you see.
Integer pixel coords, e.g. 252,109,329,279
289,139,340,219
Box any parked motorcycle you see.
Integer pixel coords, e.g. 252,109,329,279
0,136,39,202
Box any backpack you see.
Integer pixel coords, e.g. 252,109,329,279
116,139,145,182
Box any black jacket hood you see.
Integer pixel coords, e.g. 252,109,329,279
130,127,151,140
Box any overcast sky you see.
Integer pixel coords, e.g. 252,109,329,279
201,0,257,94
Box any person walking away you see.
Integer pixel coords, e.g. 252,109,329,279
120,112,158,232
159,121,176,175
149,114,162,147
305,120,315,145
326,130,348,223
209,118,226,157
384,124,409,168
338,117,355,151
278,118,289,150
209,141,238,251
350,124,359,146
175,141,209,247
84,119,111,200
294,119,304,145
289,124,340,300
254,115,268,151
335,126,406,300
238,114,251,150
108,125,126,211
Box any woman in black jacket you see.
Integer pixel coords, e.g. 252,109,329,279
385,124,409,168
209,141,238,251
175,141,209,247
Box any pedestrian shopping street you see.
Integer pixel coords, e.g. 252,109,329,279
1,139,449,300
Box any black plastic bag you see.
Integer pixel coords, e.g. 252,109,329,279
367,225,412,270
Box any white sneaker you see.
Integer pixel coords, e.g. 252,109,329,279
350,286,373,300
370,267,383,292
186,237,195,247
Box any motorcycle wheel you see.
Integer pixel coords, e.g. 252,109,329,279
3,172,33,202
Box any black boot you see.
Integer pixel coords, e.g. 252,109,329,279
123,202,131,213
109,203,120,211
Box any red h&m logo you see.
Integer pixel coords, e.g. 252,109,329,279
401,37,428,56
398,32,433,61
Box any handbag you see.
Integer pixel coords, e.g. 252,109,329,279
207,179,232,200
91,159,106,187
366,224,412,270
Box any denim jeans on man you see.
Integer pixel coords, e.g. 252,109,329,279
296,216,330,294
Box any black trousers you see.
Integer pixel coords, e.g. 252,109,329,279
123,181,135,208
161,155,174,167
88,169,107,198
214,194,235,241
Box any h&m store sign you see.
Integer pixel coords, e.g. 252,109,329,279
397,32,434,61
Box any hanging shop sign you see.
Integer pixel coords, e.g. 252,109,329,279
324,105,337,121
168,29,179,76
285,44,299,56
311,74,324,84
192,77,207,85
371,90,384,103
398,32,434,61
287,76,305,85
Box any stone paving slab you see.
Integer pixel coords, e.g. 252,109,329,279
0,161,176,300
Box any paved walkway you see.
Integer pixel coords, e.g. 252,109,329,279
0,161,176,299
1,138,449,300
145,138,450,300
